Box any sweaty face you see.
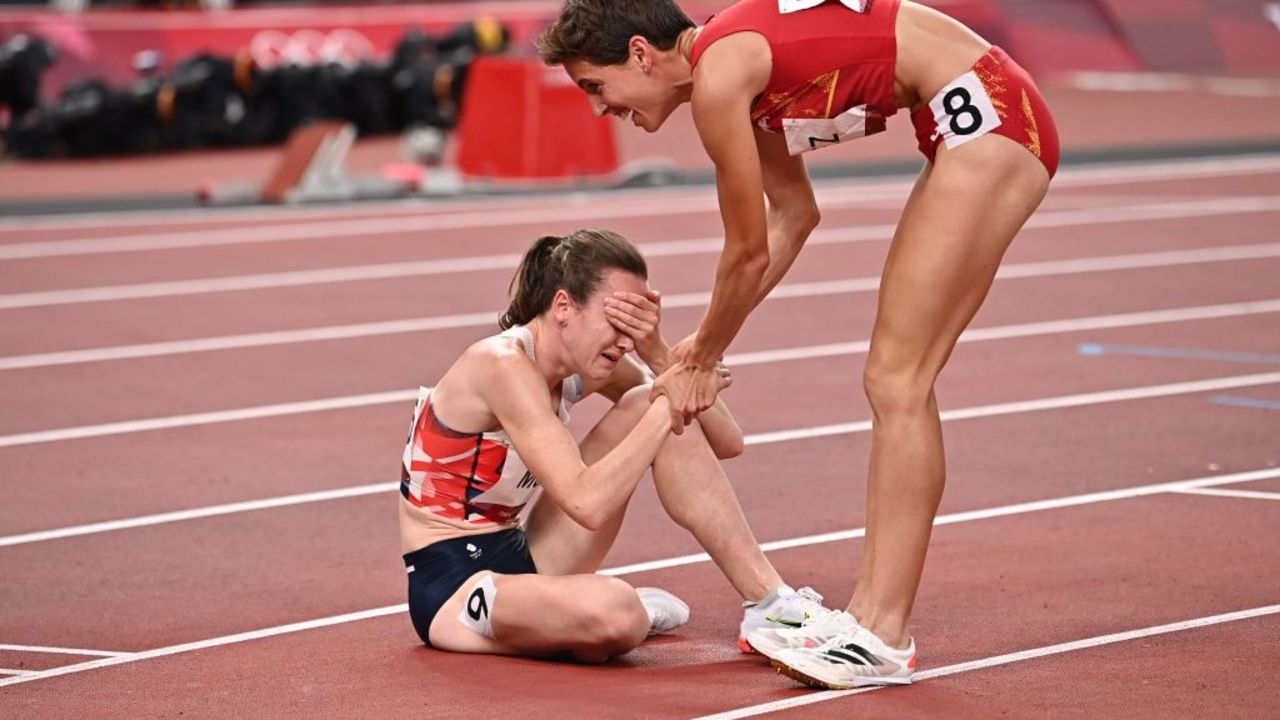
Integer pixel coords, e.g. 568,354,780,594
564,57,680,133
561,269,647,380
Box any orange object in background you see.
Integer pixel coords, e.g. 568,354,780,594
456,56,618,180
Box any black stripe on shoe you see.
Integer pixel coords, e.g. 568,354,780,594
823,643,880,666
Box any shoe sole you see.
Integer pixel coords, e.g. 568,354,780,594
770,658,913,690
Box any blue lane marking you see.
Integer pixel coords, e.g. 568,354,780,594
1211,395,1280,411
1076,343,1280,365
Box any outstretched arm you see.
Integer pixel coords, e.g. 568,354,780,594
652,32,799,431
752,125,821,307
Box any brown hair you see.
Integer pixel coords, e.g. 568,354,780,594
537,0,695,66
499,229,648,329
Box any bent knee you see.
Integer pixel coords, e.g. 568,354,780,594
616,384,652,415
579,578,648,654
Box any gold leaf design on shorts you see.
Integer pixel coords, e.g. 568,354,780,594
1021,88,1042,159
975,55,1009,119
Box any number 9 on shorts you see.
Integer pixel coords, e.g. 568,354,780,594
926,71,1002,151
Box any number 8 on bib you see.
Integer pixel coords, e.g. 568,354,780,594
926,71,1001,150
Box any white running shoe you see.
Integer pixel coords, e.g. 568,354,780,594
746,610,860,659
772,626,917,689
737,586,833,653
636,587,690,635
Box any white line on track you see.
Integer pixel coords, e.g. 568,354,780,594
691,604,1280,720
2,198,1279,310
1,360,1278,453
0,669,39,676
2,368,1279,545
1170,487,1280,502
0,483,396,547
599,467,1280,576
1,151,1277,233
2,466,1276,687
0,182,1275,270
0,390,412,449
1,269,1275,372
0,644,129,657
0,184,904,261
725,299,1280,368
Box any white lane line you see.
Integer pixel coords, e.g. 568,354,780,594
2,197,1279,311
3,364,1278,451
0,644,130,657
2,151,1277,235
1064,71,1280,98
2,466,1275,687
0,174,883,234
0,259,1274,371
725,299,1280,367
600,467,1280,576
0,483,397,548
0,669,39,676
0,604,405,688
0,185,723,233
692,604,1280,720
0,184,903,261
1171,487,1280,502
740,371,1280,447
0,390,414,449
3,364,1279,548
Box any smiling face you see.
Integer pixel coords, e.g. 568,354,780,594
564,40,688,133
554,268,648,380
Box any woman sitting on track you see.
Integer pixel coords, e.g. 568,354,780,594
399,228,826,662
540,0,1059,687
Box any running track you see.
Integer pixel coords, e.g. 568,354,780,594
1,154,1278,718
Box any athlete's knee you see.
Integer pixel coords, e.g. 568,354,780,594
618,384,653,415
578,578,648,655
608,385,654,430
863,355,935,417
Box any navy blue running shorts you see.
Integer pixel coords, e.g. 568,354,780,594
403,527,538,647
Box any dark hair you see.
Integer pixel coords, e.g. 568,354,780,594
499,229,648,329
538,0,695,66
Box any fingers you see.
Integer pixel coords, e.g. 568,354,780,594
604,293,660,341
669,404,685,435
604,304,654,337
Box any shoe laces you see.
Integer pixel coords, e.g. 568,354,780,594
788,586,834,619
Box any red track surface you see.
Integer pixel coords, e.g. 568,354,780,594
2,146,1279,717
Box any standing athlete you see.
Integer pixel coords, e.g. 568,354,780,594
541,0,1058,688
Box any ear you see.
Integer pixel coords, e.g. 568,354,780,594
628,35,653,72
551,288,574,326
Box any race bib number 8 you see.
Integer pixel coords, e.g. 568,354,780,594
927,71,1002,150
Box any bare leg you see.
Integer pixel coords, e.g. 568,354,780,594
528,386,782,601
848,136,1050,648
525,386,653,575
428,571,649,663
651,417,781,601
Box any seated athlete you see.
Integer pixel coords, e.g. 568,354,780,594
400,228,827,662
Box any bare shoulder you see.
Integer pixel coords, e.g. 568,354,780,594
461,335,540,386
693,31,772,96
432,335,543,427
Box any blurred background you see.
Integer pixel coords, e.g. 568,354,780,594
1,0,1279,212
